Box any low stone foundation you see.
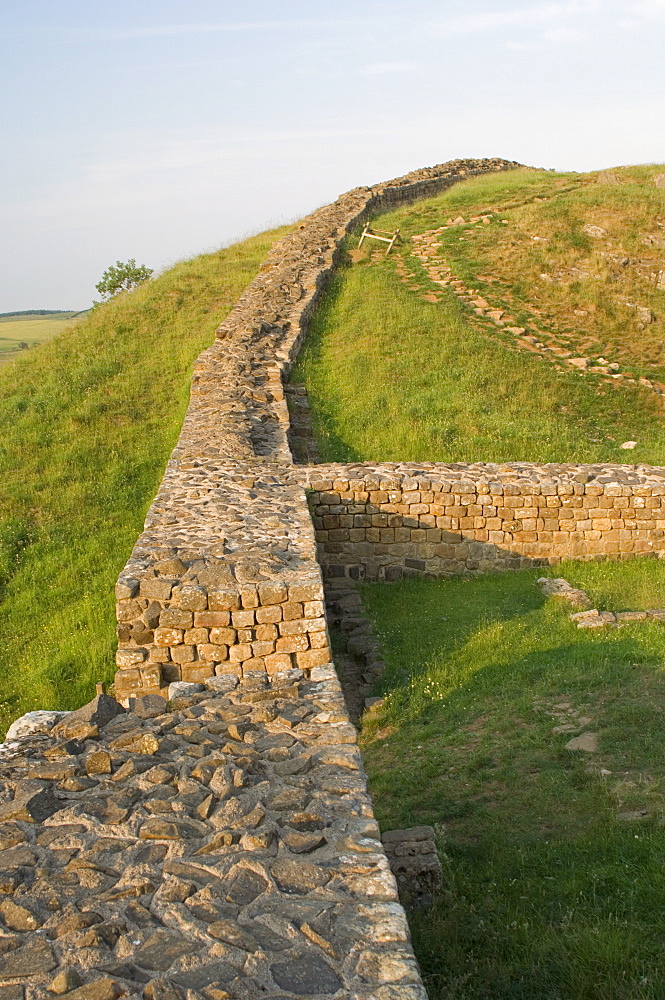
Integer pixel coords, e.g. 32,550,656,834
115,457,665,703
382,828,443,907
306,462,665,581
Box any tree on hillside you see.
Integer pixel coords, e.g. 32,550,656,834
95,259,153,300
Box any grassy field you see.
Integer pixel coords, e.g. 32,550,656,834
0,312,82,364
292,165,665,465
359,559,665,1000
0,226,292,733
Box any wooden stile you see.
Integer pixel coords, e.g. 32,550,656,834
358,225,400,255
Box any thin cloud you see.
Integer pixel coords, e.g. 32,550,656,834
615,0,665,25
0,123,398,221
542,26,586,42
431,2,601,37
623,0,665,13
359,61,419,77
50,18,366,42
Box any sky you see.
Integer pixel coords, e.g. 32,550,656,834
1,0,664,312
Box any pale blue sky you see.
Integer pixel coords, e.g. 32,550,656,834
1,0,664,311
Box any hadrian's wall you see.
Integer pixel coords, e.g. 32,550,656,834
3,159,665,1000
101,157,664,1000
113,154,664,697
306,462,665,582
112,158,523,703
98,158,524,1000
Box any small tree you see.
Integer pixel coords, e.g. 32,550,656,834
95,259,153,299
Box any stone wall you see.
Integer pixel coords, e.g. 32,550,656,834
114,461,328,701
0,677,426,1000
306,462,665,581
102,155,665,1000
113,158,522,703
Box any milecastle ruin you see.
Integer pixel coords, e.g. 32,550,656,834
112,156,665,702
2,159,665,1000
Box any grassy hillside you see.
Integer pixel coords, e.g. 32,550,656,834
0,225,292,733
360,559,665,1000
0,312,82,364
292,165,665,465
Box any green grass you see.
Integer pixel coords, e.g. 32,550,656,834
0,312,82,363
384,164,665,376
0,225,292,733
292,166,665,464
359,559,665,1000
293,256,664,463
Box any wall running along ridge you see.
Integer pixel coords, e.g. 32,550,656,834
101,157,664,999
0,165,526,1000
113,156,665,694
113,158,522,702
1,160,663,999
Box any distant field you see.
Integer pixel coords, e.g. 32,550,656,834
0,312,81,364
293,165,665,466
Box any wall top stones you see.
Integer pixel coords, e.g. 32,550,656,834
0,669,428,999
304,461,665,492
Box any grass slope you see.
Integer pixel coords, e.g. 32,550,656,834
389,165,665,376
0,225,292,733
360,560,665,1000
292,166,665,465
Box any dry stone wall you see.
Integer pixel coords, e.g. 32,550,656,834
113,158,522,703
306,462,665,581
102,158,523,1000
3,157,665,999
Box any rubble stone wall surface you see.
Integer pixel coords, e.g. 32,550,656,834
306,462,665,581
0,681,426,1000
